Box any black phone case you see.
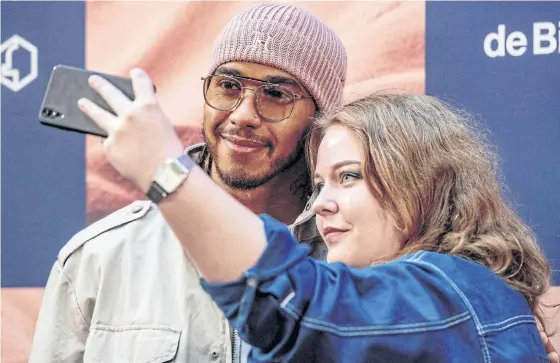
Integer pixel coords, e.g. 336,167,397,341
38,65,136,138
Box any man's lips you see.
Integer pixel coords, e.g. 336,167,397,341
221,134,268,153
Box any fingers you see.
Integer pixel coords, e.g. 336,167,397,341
130,68,156,104
541,331,559,363
81,68,156,137
78,98,119,134
88,75,133,115
541,331,552,350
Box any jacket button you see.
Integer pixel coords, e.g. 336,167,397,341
210,350,219,359
247,278,257,287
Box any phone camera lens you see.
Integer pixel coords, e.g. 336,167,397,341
42,108,59,118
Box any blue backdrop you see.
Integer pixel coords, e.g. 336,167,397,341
2,1,85,287
426,1,560,281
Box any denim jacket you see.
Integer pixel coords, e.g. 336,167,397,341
201,215,548,363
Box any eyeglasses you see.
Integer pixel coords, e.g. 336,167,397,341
201,74,312,122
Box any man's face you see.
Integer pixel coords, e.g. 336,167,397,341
203,61,317,190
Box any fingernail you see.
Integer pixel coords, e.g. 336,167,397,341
88,75,100,86
130,68,143,77
77,99,86,109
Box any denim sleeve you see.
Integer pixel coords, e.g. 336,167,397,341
200,214,468,362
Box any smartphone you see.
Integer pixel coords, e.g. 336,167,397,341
38,65,144,138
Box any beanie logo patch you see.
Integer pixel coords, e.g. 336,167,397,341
250,31,273,52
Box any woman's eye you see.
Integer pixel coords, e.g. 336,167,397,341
341,172,361,183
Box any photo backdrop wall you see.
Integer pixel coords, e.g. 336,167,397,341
1,1,558,362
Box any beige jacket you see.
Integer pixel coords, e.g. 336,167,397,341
29,144,325,363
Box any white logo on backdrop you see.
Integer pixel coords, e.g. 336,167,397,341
1,34,39,92
483,22,560,58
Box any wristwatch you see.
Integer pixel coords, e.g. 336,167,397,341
146,153,195,204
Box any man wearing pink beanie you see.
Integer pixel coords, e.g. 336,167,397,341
29,3,347,363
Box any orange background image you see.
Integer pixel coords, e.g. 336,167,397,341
3,2,559,363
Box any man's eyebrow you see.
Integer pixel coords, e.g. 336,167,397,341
214,66,242,77
213,67,307,93
264,76,299,87
266,76,309,96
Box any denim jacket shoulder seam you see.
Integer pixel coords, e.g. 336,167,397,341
480,315,536,335
280,306,471,337
480,314,534,329
409,259,492,363
282,297,472,336
482,319,537,335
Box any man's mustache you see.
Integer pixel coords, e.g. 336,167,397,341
218,127,272,147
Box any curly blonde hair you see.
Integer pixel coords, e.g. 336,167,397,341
306,92,553,333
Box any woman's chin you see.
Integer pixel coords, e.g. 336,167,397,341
326,251,356,266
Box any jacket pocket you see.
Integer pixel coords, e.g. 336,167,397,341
84,324,181,363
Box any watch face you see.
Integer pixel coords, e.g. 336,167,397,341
170,160,189,175
156,160,189,193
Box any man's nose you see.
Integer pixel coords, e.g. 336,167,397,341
228,89,261,128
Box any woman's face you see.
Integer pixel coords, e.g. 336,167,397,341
312,124,401,267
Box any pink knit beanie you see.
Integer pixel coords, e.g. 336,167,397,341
208,3,347,112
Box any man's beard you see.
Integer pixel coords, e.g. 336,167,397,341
203,127,305,191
